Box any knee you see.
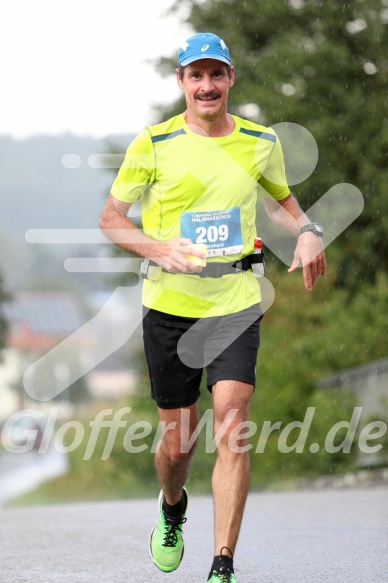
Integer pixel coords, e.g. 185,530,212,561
163,436,198,464
214,412,251,453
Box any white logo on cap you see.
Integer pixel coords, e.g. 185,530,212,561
201,44,210,52
220,40,226,50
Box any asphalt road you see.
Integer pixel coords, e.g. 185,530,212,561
1,487,387,583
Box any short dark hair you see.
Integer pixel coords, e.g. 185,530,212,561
178,63,233,81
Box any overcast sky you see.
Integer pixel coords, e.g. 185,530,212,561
0,0,193,138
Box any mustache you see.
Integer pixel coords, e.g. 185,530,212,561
196,91,221,100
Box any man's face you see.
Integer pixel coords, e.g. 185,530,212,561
176,59,235,122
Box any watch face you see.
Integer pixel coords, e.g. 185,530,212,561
314,224,323,234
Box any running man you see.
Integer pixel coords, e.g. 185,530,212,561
100,32,326,583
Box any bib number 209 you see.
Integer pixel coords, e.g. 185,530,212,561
180,207,243,255
196,224,229,244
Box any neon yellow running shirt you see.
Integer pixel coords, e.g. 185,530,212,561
111,114,290,318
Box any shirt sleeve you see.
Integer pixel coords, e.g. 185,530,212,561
110,128,155,203
259,133,290,201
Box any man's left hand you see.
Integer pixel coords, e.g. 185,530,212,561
288,232,327,291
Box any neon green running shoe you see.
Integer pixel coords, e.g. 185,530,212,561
149,488,188,572
207,549,237,583
207,566,237,583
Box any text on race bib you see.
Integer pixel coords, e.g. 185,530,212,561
180,207,243,256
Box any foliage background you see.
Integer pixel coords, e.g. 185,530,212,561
8,0,388,505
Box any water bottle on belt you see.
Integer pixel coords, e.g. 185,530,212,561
251,237,265,279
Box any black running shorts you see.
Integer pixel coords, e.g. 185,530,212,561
142,304,262,409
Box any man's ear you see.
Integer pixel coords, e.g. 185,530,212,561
228,66,235,89
176,68,184,89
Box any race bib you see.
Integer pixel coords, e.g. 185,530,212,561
180,207,243,256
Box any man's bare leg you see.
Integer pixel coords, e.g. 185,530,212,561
150,403,200,572
211,380,253,557
154,402,200,505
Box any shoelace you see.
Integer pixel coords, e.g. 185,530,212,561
162,515,187,547
211,565,234,583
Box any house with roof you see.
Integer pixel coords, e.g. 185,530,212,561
4,292,86,352
0,290,138,423
0,292,88,421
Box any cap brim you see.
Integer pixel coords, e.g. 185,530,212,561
179,54,231,67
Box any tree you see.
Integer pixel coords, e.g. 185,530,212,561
158,0,388,290
148,1,388,479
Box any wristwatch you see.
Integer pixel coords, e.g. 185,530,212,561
299,223,324,237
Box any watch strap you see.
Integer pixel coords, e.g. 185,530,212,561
299,223,324,237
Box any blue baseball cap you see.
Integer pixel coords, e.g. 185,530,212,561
178,32,231,67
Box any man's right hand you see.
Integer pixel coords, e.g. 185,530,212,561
154,238,206,274
100,196,206,274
